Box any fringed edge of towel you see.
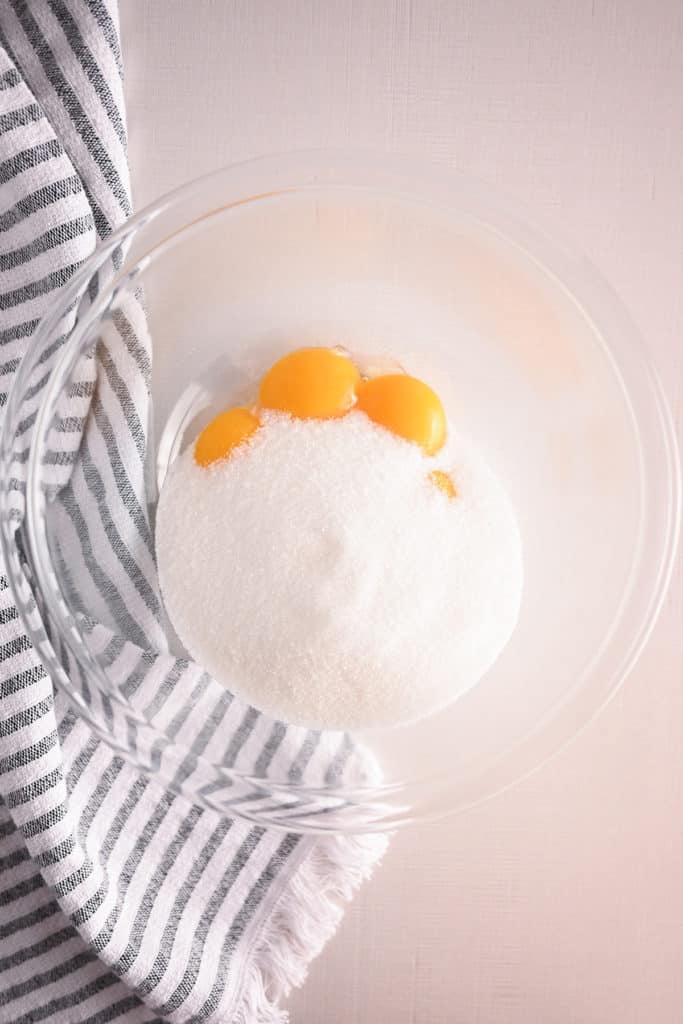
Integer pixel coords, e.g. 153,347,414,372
233,832,389,1023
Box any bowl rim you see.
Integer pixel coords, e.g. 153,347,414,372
2,149,680,831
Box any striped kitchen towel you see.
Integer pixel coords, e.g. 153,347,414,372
0,3,385,1023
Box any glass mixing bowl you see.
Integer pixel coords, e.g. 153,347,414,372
1,152,679,832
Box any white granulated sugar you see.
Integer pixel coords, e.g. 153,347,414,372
156,412,523,730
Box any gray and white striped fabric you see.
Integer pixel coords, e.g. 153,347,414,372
0,4,385,1022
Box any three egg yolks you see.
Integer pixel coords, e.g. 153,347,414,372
193,347,455,497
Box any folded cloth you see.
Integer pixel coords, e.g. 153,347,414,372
0,4,385,1022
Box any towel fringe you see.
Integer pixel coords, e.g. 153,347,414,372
234,831,388,1023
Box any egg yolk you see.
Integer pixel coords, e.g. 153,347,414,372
194,407,260,467
259,347,361,420
429,469,457,499
355,374,447,455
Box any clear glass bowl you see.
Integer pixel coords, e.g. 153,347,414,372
2,152,679,832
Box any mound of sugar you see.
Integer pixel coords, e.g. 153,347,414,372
156,412,523,730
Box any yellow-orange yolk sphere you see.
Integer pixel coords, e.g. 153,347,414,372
355,374,447,455
194,407,260,467
259,347,361,420
429,469,457,499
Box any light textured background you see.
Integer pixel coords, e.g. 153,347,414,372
119,2,683,1021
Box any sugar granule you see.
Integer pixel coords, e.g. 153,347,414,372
155,412,523,730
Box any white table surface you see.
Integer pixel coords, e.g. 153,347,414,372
119,3,683,1021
